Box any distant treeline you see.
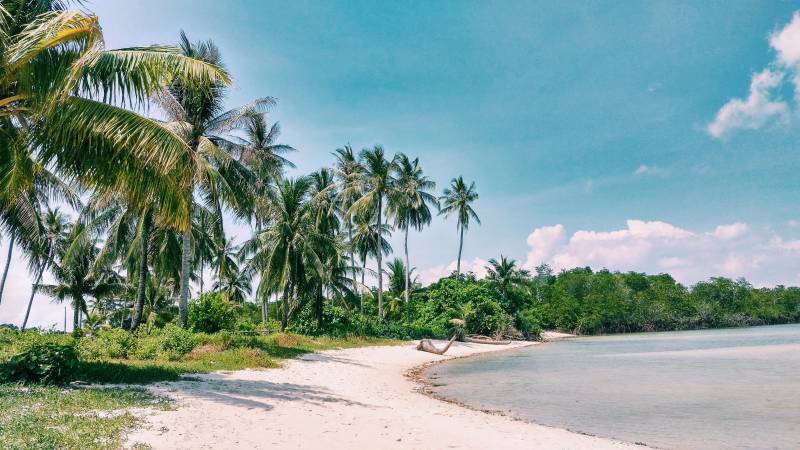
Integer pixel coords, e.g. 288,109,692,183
522,266,800,334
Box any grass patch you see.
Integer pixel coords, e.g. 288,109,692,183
71,333,401,384
0,384,169,450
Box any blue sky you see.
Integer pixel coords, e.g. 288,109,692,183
3,1,800,328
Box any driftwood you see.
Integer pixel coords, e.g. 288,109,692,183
464,335,511,345
416,334,458,355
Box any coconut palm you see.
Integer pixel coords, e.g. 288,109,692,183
232,111,296,184
332,144,363,289
439,176,480,276
21,207,69,330
0,2,231,230
242,178,324,331
37,224,122,333
485,255,530,313
157,32,270,327
350,212,392,312
388,153,436,304
348,145,395,317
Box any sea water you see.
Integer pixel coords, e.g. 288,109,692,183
426,324,800,450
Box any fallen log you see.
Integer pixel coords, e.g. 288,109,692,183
465,336,511,345
416,334,458,355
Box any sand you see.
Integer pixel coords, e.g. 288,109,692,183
125,340,646,449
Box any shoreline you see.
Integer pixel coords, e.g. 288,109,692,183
125,339,649,449
408,338,656,449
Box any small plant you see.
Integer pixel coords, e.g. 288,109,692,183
188,292,235,333
77,328,136,360
1,334,79,384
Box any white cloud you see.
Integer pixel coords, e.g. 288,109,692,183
708,11,800,138
711,222,750,240
633,164,666,176
417,257,488,285
707,69,788,138
634,164,651,175
513,220,800,286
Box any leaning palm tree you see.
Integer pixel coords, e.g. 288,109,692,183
387,153,436,304
21,207,69,330
347,145,395,318
0,3,231,229
439,176,480,276
157,32,269,327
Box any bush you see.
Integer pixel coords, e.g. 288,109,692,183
77,328,136,360
188,292,235,333
464,296,511,336
515,309,543,339
131,325,196,361
1,333,78,384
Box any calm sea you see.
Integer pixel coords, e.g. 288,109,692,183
426,324,800,450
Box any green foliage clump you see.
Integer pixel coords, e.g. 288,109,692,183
188,292,235,333
1,333,79,384
77,328,136,360
131,324,196,361
464,296,511,336
288,303,435,339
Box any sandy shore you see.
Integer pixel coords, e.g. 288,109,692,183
126,340,645,449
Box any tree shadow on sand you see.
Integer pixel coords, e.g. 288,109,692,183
164,377,376,411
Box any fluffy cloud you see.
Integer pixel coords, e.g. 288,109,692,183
417,257,489,285
711,222,750,239
707,12,800,138
707,69,788,138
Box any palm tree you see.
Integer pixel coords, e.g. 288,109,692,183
37,224,121,333
0,3,231,231
350,212,392,312
21,207,69,330
158,32,270,327
485,255,530,314
333,144,363,290
233,111,296,185
388,153,436,304
348,145,394,317
242,178,323,331
439,176,480,276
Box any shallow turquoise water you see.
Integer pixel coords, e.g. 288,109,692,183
427,324,800,450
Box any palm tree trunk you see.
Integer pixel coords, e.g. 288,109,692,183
0,234,14,306
22,264,44,331
280,281,291,331
376,197,383,318
457,224,464,276
403,226,410,304
131,212,151,331
73,298,81,333
179,228,191,328
348,220,356,291
360,257,366,313
316,284,323,329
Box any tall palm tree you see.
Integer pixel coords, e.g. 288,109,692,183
348,145,394,318
21,207,69,330
233,111,296,185
333,144,363,290
37,224,121,333
158,32,269,327
439,176,480,276
242,178,323,331
388,153,436,304
350,212,392,312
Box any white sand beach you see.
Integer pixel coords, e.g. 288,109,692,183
125,340,645,450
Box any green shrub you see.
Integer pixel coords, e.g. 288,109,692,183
1,333,78,384
77,328,136,360
188,292,235,333
464,296,511,336
515,309,543,339
130,325,196,361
